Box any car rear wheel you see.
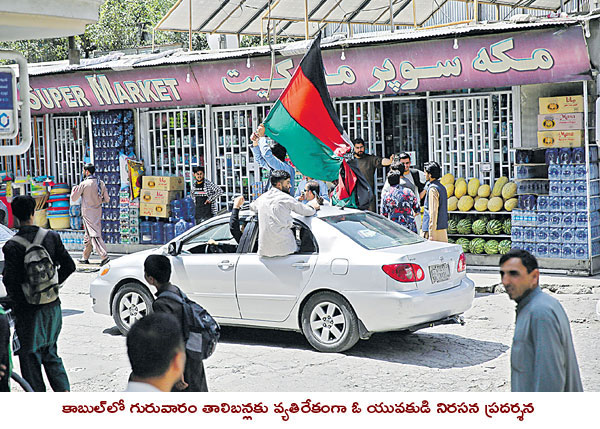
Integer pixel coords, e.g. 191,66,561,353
112,283,154,335
301,291,359,353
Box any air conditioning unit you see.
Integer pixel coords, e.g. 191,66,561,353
207,34,239,50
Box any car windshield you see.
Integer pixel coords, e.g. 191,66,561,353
0,224,14,242
322,212,424,250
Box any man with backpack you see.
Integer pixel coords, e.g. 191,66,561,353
2,195,75,391
144,254,219,392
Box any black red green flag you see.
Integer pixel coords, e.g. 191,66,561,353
263,32,372,209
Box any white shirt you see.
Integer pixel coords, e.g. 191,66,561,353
250,188,316,257
125,381,163,392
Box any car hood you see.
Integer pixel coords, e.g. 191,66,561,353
108,247,166,269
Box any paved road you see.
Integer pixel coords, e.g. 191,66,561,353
11,270,600,392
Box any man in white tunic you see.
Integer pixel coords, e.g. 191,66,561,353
250,170,319,257
70,164,110,265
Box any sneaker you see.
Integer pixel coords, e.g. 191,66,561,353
78,258,89,264
100,257,110,267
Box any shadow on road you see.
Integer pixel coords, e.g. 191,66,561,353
62,309,84,317
346,331,508,368
102,326,123,336
217,326,508,369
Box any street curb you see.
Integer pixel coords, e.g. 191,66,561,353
476,284,600,294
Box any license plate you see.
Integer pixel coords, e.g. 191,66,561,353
429,263,450,284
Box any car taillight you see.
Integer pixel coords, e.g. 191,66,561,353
457,253,466,272
382,263,425,282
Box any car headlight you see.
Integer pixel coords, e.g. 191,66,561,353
100,266,110,276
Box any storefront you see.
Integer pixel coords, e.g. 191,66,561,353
4,17,599,271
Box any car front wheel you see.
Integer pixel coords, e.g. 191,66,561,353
301,291,359,353
111,283,154,335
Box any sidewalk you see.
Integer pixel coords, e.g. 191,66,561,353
468,270,600,294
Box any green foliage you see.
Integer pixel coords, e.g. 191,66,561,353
0,39,69,63
240,36,262,48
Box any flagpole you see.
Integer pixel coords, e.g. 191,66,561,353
304,0,309,40
389,0,394,33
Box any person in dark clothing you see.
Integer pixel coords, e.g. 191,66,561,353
144,254,208,392
353,138,394,212
2,195,75,392
0,308,9,392
229,195,245,244
125,312,186,392
191,166,223,224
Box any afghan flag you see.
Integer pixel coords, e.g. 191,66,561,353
263,32,373,209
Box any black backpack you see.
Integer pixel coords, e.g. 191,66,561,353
9,229,60,305
160,290,220,360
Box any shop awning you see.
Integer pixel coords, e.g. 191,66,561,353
155,0,568,39
0,0,105,41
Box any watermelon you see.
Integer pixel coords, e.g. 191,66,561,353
484,239,499,254
502,219,512,235
470,238,486,254
448,238,455,244
457,219,472,235
448,219,458,234
499,240,512,255
456,238,470,253
487,219,503,235
472,219,487,235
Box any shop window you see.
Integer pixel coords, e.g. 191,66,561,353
145,107,208,196
211,104,271,209
428,91,514,183
0,116,49,180
51,114,89,186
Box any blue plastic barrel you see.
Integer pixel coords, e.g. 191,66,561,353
182,197,195,221
175,218,187,237
164,222,176,242
171,199,184,220
140,221,153,244
151,221,165,245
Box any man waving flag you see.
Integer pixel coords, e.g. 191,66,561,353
262,33,372,209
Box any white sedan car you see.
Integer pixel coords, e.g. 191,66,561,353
90,206,474,352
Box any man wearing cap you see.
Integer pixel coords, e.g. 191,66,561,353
70,164,110,266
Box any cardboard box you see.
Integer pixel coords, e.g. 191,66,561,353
539,95,584,114
142,175,185,191
538,113,584,131
140,202,170,218
140,189,181,205
538,130,583,148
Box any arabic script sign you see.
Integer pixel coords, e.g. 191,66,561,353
28,26,590,114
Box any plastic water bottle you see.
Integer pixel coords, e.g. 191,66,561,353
171,199,184,220
182,197,195,221
140,221,153,244
175,218,187,237
151,221,165,245
164,223,175,243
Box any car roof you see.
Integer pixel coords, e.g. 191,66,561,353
232,204,363,221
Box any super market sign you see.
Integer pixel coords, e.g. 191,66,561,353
28,26,590,114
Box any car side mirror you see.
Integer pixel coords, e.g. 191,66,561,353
168,241,182,256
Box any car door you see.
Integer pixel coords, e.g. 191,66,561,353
170,219,241,319
235,219,318,322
